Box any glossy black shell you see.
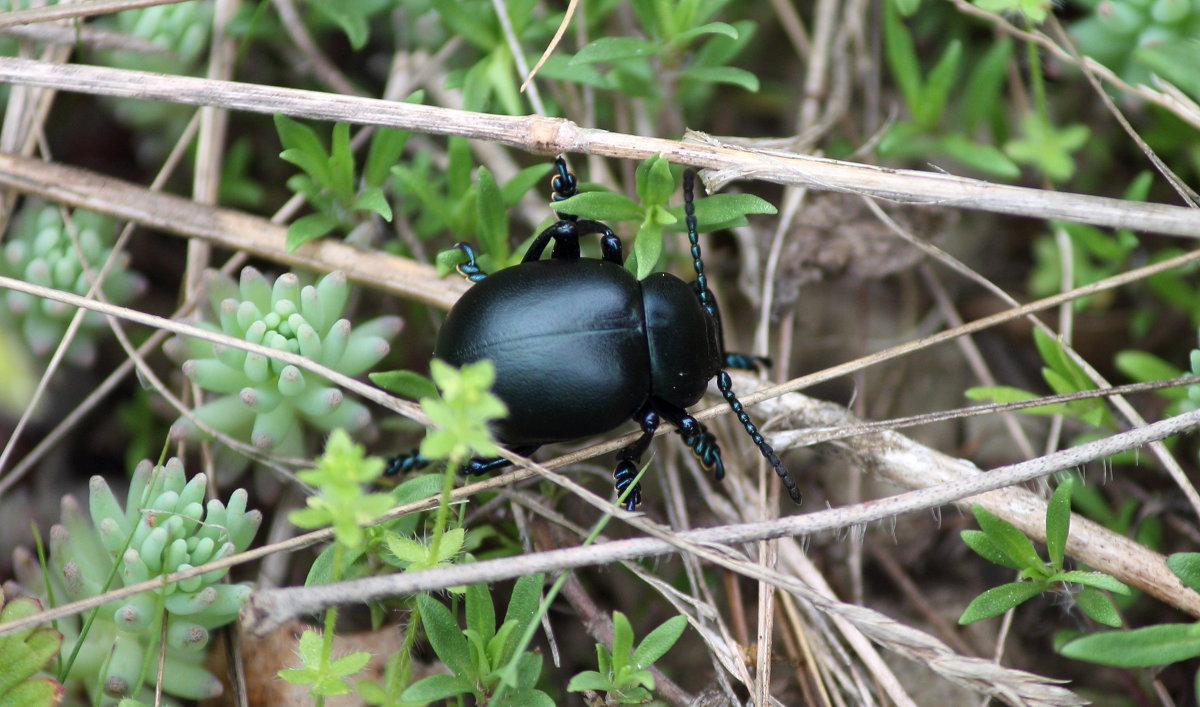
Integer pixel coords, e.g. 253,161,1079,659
434,258,721,445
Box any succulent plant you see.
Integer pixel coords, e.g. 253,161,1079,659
0,594,64,707
1070,0,1200,101
12,458,261,705
168,266,401,460
0,204,146,367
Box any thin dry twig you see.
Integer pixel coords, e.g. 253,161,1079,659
0,57,1196,237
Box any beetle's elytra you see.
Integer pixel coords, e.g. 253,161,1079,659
389,157,799,510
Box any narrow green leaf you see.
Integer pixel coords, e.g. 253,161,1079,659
1056,570,1130,594
364,126,413,189
369,370,438,400
962,38,1013,132
329,122,355,201
286,213,339,251
611,612,635,672
500,163,553,206
958,581,1046,624
916,39,961,129
551,191,643,222
309,2,369,49
1060,624,1200,667
1046,477,1074,570
1075,587,1122,627
1168,554,1200,593
666,193,777,231
972,505,1043,570
416,594,473,677
632,220,664,280
631,615,687,669
667,21,738,50
351,188,393,221
883,0,922,115
499,573,544,659
641,155,675,208
401,674,475,701
935,135,1020,178
330,651,371,677
466,582,497,645
476,167,507,259
678,66,760,92
1115,351,1183,385
570,37,660,65
961,529,1023,570
275,114,327,163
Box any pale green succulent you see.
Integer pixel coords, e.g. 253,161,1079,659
12,458,260,705
0,204,146,366
169,266,401,459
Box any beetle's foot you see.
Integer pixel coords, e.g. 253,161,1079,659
384,450,430,478
724,352,772,371
451,242,488,282
462,455,514,475
613,459,643,511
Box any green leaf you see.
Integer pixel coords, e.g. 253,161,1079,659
935,134,1020,178
883,0,922,115
329,122,355,202
916,39,961,129
417,594,473,677
466,582,497,645
1045,477,1073,570
1060,624,1200,667
611,612,635,672
476,166,508,259
972,505,1043,570
330,651,371,677
385,535,429,565
1055,570,1130,594
501,573,544,658
1168,554,1200,594
678,65,760,92
401,674,475,701
894,0,921,15
364,125,413,189
667,21,738,50
352,187,393,221
551,191,644,222
308,1,369,49
958,581,1046,623
500,163,554,206
632,219,664,280
567,670,611,692
570,37,660,65
370,370,438,400
640,155,675,209
667,193,777,230
630,615,687,669
1075,587,1122,627
1115,351,1183,386
962,38,1013,132
287,213,339,251
961,529,1023,570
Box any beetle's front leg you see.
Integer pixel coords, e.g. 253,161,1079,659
654,400,726,482
451,242,488,282
575,220,624,266
613,404,660,510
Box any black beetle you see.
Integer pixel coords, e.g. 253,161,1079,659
389,157,799,510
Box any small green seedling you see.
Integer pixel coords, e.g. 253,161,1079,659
959,478,1129,626
401,575,552,706
567,611,688,704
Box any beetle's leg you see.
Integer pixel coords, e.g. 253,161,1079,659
613,404,660,510
715,371,801,504
385,446,539,478
461,445,540,475
575,220,624,265
522,220,577,262
654,401,726,482
450,242,488,282
724,352,772,371
384,450,431,477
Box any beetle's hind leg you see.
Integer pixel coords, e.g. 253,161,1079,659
613,404,660,510
384,446,539,478
654,400,725,482
450,242,488,282
715,371,801,503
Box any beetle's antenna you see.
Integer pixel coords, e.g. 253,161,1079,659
716,371,802,504
683,169,715,319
